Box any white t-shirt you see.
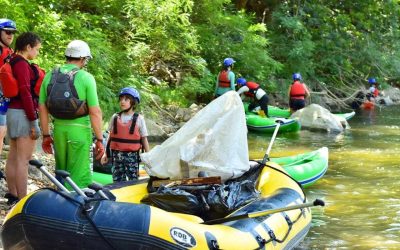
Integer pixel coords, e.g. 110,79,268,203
107,112,148,137
237,86,266,100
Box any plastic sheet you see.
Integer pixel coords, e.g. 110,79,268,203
141,91,249,181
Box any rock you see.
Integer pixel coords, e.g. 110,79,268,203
145,119,168,141
291,104,346,132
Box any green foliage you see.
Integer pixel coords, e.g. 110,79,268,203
4,0,400,120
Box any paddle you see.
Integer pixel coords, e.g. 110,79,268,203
261,118,285,164
202,199,325,225
29,159,70,193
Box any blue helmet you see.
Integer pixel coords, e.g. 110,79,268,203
236,78,247,86
368,78,376,84
223,58,235,67
0,18,17,31
119,87,140,103
293,73,302,81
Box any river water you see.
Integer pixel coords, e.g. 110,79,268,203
247,105,400,249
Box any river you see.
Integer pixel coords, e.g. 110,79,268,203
247,105,400,249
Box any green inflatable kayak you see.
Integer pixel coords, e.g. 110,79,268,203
244,103,301,133
94,147,328,187
266,104,355,121
270,147,329,187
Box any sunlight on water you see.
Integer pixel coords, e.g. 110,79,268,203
248,106,400,249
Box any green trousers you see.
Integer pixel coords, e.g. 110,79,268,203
53,124,92,189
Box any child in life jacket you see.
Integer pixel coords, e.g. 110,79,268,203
236,78,269,117
101,87,149,182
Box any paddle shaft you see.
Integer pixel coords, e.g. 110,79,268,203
203,199,324,225
262,120,282,164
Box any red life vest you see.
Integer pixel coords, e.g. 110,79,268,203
110,113,142,152
0,46,13,67
373,88,379,97
244,81,260,98
290,80,306,100
218,70,231,88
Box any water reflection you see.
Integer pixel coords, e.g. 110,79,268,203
248,106,400,249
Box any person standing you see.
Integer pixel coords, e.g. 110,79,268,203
366,78,379,101
214,57,236,98
0,18,17,161
39,40,104,189
236,78,269,117
4,32,42,205
101,87,150,182
288,72,310,113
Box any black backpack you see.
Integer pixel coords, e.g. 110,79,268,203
45,67,89,119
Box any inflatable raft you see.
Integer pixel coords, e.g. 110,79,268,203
93,148,328,187
246,114,301,133
271,147,329,187
2,162,315,250
267,105,355,121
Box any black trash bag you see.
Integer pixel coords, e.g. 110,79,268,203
205,163,263,219
206,180,260,219
141,186,202,215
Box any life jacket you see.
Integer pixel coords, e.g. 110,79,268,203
243,81,260,98
290,80,306,99
218,70,231,88
45,67,89,119
373,88,379,97
0,55,45,98
0,46,13,66
109,113,142,152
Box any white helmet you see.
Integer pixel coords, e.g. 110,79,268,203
65,40,92,59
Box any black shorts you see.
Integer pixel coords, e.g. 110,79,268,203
289,98,306,111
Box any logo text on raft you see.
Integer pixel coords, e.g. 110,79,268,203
170,227,196,247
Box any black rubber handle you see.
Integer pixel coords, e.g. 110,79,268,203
313,199,325,207
88,183,103,191
55,170,71,178
29,159,43,169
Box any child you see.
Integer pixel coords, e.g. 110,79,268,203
101,87,150,182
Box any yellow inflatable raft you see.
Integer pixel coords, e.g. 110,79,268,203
1,162,314,249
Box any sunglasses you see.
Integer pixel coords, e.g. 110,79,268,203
4,30,16,35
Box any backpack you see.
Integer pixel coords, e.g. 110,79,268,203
0,56,45,98
45,67,89,119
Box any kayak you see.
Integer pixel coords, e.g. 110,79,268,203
2,162,313,250
266,104,355,121
93,147,328,187
244,102,301,133
271,147,329,187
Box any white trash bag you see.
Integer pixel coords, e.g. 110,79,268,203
141,91,249,181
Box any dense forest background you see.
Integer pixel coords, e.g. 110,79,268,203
4,0,400,118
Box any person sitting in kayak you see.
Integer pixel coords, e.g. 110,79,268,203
101,87,150,182
236,78,269,117
366,78,379,102
288,73,310,113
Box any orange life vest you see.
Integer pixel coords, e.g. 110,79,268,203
290,80,306,100
218,70,231,88
244,81,260,98
110,113,142,152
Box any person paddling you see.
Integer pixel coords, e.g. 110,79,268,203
288,73,310,113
